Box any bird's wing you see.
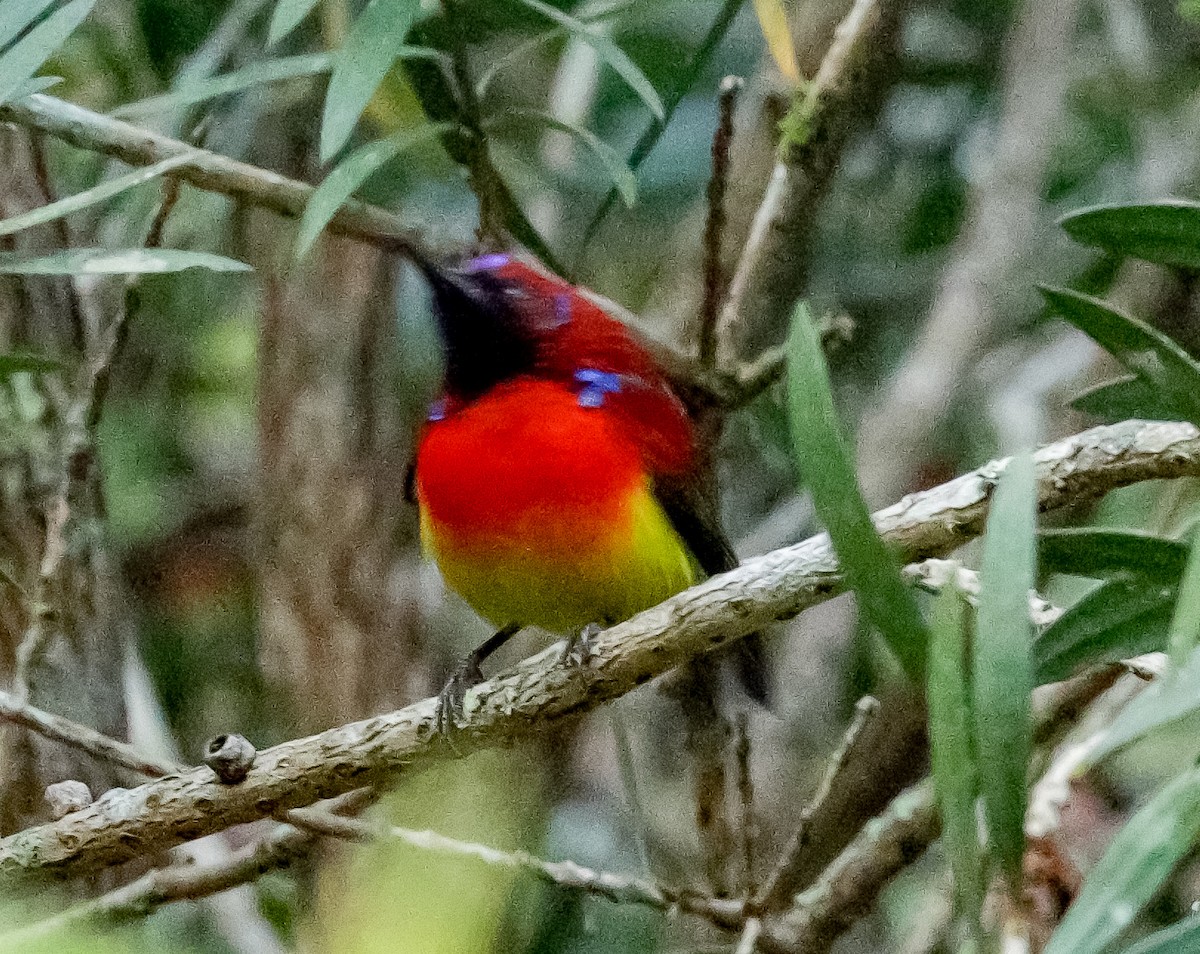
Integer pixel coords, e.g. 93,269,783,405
654,472,770,705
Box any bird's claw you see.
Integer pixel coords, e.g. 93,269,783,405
560,622,601,669
436,659,485,735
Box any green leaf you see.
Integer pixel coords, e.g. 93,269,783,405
973,450,1036,889
296,123,449,260
513,0,664,122
927,577,984,932
268,0,323,46
1044,764,1200,954
0,1,60,52
579,0,743,258
112,53,333,118
1039,529,1189,583
1060,201,1200,270
0,0,95,107
1033,578,1172,685
751,0,799,82
0,151,198,237
0,248,251,274
1168,531,1200,665
0,351,59,376
1119,915,1200,954
786,301,928,680
488,109,637,207
1040,286,1200,428
1071,374,1181,423
319,0,420,163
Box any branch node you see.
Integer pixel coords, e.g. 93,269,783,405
203,734,257,785
45,780,93,819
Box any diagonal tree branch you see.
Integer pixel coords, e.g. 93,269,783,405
0,94,424,255
0,419,1196,881
715,0,909,372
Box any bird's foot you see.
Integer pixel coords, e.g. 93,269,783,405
436,658,485,735
560,622,601,669
435,623,521,736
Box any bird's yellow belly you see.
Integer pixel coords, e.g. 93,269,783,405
421,485,696,634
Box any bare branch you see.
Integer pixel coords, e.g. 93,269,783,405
0,419,1196,880
697,75,742,368
715,0,905,372
0,94,425,257
853,0,1083,506
766,779,939,953
755,695,880,915
0,689,180,779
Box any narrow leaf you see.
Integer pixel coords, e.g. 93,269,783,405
319,0,420,162
513,0,664,121
1168,531,1200,665
973,450,1036,888
1041,285,1200,427
580,0,742,254
268,0,323,46
1039,529,1188,583
1119,915,1200,954
1071,374,1180,423
751,0,799,82
1044,764,1200,954
927,577,984,931
786,301,928,679
0,248,251,274
0,151,198,238
489,109,637,207
296,123,448,260
0,1,59,53
112,53,334,118
1060,201,1200,271
0,0,96,107
1033,579,1172,685
0,351,59,376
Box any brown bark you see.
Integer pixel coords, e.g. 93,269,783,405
255,220,425,730
0,128,126,832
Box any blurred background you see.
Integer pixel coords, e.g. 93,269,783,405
4,0,1200,951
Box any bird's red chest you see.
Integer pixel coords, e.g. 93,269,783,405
415,380,644,548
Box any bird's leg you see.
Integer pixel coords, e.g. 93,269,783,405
437,623,522,734
559,621,603,668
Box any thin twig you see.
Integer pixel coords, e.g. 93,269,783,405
0,420,1198,879
28,131,85,354
735,711,756,899
1,793,743,944
611,709,655,875
767,779,939,954
86,174,183,432
0,688,181,778
755,696,879,914
697,75,741,368
0,94,426,257
715,0,904,372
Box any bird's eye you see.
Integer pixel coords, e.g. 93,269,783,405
427,398,448,422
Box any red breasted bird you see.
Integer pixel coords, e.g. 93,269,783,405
412,253,767,728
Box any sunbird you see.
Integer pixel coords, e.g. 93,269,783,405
412,253,767,727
